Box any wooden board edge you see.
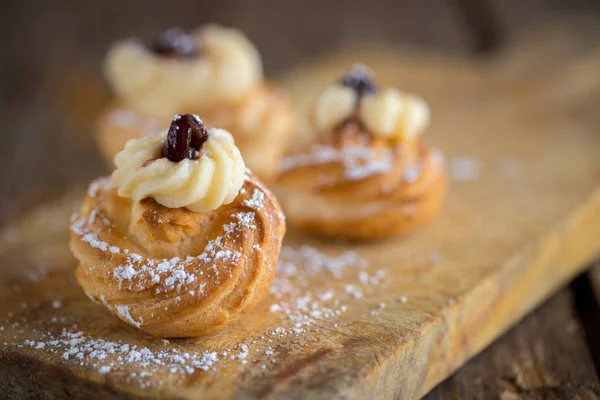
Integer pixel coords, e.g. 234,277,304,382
1,187,599,399
280,187,600,399
416,187,600,397
425,288,600,398
1,191,599,400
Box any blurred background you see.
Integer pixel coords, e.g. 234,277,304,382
1,0,600,224
1,3,600,398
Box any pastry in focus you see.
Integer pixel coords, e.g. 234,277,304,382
276,65,446,240
97,25,292,181
71,114,286,337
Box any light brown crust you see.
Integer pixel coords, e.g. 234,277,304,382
276,121,446,240
96,82,293,182
69,172,285,338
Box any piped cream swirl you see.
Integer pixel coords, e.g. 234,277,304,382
359,88,429,141
105,25,263,117
112,128,245,212
312,70,430,141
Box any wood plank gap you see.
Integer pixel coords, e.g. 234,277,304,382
426,289,600,399
571,267,600,376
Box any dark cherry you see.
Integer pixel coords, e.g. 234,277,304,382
339,64,377,97
151,27,200,57
163,114,209,162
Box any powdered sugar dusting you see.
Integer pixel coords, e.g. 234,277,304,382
115,305,142,328
0,241,415,391
264,245,387,335
21,328,220,385
233,212,256,229
242,189,265,210
403,164,421,183
71,211,122,257
281,145,393,181
88,178,116,199
2,192,445,393
70,205,253,297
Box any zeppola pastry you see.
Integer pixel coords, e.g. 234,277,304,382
276,65,446,239
71,114,286,337
97,25,292,181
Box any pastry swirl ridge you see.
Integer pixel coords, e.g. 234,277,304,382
276,65,445,239
70,173,285,338
277,125,445,240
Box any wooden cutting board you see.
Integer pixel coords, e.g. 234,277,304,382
1,27,600,399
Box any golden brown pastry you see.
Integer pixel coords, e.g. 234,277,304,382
96,26,292,181
276,65,446,240
71,114,285,337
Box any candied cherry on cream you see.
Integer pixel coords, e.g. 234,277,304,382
339,64,378,98
162,114,209,162
151,27,200,58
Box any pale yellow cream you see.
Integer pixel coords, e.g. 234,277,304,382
105,25,263,117
313,86,356,132
313,79,430,141
112,128,245,212
360,88,430,141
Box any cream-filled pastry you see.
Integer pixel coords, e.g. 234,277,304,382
276,65,446,239
97,26,292,181
71,114,285,337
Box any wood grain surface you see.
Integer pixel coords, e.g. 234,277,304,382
427,288,600,399
0,22,599,399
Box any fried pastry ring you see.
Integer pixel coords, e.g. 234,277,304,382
70,171,285,338
277,122,445,239
276,65,446,239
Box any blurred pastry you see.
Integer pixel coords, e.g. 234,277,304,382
97,26,292,181
276,65,446,239
71,114,285,337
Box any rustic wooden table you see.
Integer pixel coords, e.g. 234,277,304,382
1,1,599,398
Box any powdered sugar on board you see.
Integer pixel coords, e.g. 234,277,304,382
0,171,450,394
264,245,392,336
449,155,480,182
19,327,221,387
1,195,443,394
0,237,426,390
